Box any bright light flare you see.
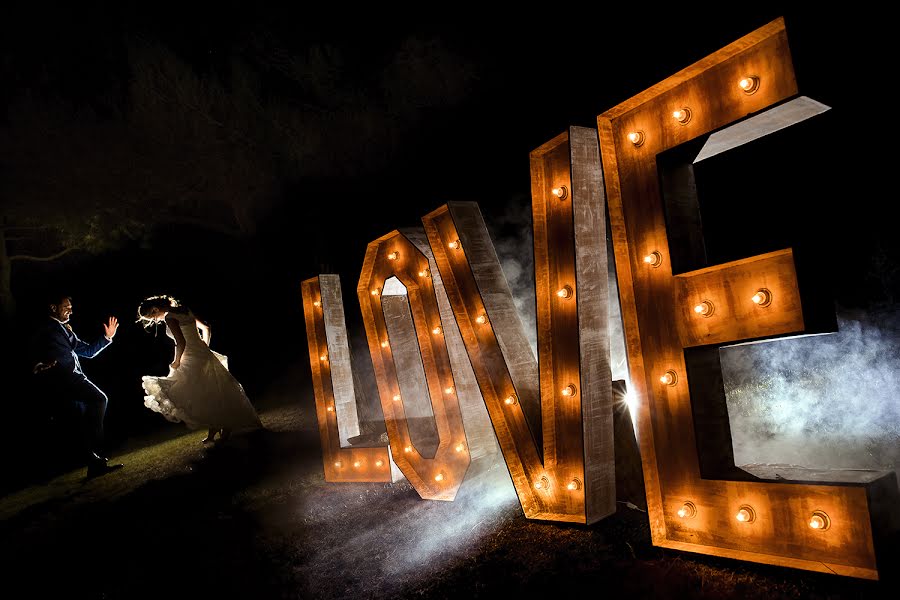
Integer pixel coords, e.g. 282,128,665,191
736,506,755,523
660,370,677,386
673,107,692,124
643,251,662,267
551,186,568,200
739,75,760,94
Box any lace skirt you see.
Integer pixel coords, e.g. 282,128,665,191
142,349,261,430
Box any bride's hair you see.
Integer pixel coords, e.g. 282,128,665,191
137,295,182,330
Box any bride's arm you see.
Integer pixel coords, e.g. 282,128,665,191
165,315,187,369
196,319,211,346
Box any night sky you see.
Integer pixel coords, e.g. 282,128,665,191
1,5,893,461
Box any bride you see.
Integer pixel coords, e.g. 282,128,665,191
137,295,261,443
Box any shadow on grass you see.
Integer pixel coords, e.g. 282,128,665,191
1,401,896,599
1,424,316,597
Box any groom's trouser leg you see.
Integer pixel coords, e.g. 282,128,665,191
69,377,108,459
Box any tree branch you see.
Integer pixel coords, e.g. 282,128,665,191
1,224,56,233
9,247,76,262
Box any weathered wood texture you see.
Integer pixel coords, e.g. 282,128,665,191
382,293,440,459
597,17,880,578
421,126,616,524
357,230,474,501
403,229,502,474
537,127,616,523
423,203,545,516
301,276,399,483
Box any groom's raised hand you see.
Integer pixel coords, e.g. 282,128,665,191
103,316,119,340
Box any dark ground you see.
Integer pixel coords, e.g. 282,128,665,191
2,386,897,600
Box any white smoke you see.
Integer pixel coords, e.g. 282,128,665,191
487,198,629,383
486,195,538,361
723,306,900,481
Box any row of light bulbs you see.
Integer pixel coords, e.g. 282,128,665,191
390,383,456,398
691,288,772,318
333,442,468,465
532,475,583,492
627,76,760,146
334,458,386,469
677,501,832,531
643,250,774,312
501,382,577,406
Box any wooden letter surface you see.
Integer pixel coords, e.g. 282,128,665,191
597,18,880,578
421,127,616,524
302,275,400,483
358,229,498,501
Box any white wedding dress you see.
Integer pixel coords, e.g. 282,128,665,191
142,310,261,431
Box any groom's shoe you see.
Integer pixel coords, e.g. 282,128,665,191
86,457,124,479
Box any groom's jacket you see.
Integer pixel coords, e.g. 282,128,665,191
33,317,112,378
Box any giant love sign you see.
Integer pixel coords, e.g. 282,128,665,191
302,18,891,579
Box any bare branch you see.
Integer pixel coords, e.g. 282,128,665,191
1,225,56,232
9,247,76,262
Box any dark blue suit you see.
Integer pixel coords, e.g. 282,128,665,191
33,317,113,459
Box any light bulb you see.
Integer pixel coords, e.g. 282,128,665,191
313,300,321,308
534,475,551,491
738,75,760,94
334,461,342,468
320,354,328,361
551,185,568,200
694,300,714,317
660,370,678,386
809,510,830,531
393,394,401,402
673,107,692,124
381,340,389,348
677,501,697,519
435,472,445,482
448,239,461,250
432,325,443,335
404,445,412,453
371,288,380,296
736,505,755,523
455,443,465,453
475,314,487,324
326,405,334,412
444,386,454,395
751,288,772,307
504,394,518,406
387,251,400,261
353,461,361,468
567,478,582,491
418,268,431,278
627,130,645,146
643,251,662,268
561,384,577,397
556,285,573,299
375,459,384,467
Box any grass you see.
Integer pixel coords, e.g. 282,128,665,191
1,397,896,599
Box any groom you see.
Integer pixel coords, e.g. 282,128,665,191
32,294,123,478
